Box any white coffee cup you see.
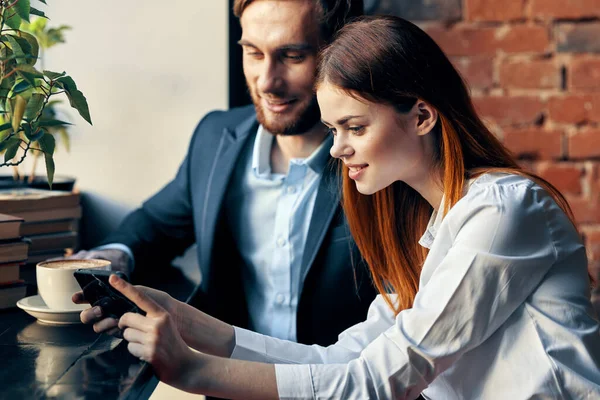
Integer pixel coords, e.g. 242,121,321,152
36,259,112,310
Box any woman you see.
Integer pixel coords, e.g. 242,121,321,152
79,16,600,399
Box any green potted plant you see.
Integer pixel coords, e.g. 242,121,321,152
0,0,91,189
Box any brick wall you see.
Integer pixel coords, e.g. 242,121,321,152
374,0,600,287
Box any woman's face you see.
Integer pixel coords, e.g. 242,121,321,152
317,83,436,195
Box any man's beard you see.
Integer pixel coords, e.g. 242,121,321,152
251,91,321,136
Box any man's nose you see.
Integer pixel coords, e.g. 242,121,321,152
257,58,283,94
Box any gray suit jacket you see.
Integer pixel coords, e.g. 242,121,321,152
104,105,377,346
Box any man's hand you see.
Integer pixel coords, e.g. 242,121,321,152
73,284,178,338
66,249,131,275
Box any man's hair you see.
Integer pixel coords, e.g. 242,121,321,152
233,0,364,43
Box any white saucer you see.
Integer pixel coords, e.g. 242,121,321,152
17,295,86,325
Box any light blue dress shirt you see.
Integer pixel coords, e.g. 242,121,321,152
225,126,332,341
231,173,600,399
102,125,332,342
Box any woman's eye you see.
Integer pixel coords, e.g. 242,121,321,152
348,126,364,134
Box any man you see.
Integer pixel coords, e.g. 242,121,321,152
76,0,374,347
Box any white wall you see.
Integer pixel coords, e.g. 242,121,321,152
30,1,229,207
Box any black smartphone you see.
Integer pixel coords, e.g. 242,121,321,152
73,269,145,319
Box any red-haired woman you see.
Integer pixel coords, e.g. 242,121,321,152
81,16,600,399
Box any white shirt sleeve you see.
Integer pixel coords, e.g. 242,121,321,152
231,294,396,364
93,243,136,271
277,182,563,399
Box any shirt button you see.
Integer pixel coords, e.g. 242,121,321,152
286,186,296,194
275,293,285,304
276,237,287,247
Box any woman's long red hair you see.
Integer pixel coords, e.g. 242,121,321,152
318,16,586,315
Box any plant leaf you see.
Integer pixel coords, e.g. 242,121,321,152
11,95,27,132
46,99,63,108
0,122,12,133
21,123,30,138
3,137,21,161
25,126,44,141
0,136,19,152
24,93,44,120
0,49,16,107
16,64,43,77
58,126,70,152
45,26,71,49
16,65,43,86
56,76,92,125
3,35,27,65
38,131,55,155
38,119,72,127
43,70,66,80
44,153,54,188
29,7,46,18
4,9,22,30
14,0,31,22
11,79,32,94
37,0,47,4
15,31,39,65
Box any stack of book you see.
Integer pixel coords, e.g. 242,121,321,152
0,188,81,265
0,213,28,309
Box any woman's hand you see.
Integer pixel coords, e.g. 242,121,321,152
73,284,178,338
107,276,277,398
110,274,199,387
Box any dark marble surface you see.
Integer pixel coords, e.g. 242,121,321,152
0,266,195,400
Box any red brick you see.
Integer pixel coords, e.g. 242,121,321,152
503,128,563,159
374,0,462,21
500,59,560,89
568,129,600,158
583,229,600,262
518,160,537,174
452,57,494,90
537,163,584,195
426,25,549,57
569,197,600,224
465,0,524,21
557,22,600,54
474,96,545,126
530,0,600,19
593,162,600,182
570,57,600,91
548,94,600,124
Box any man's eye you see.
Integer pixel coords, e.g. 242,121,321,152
283,53,305,62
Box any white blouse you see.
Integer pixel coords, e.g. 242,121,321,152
230,173,600,399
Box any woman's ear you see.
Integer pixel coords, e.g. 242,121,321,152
416,101,438,136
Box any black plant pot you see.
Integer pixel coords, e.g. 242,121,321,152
0,175,76,191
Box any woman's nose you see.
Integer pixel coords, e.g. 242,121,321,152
330,136,353,159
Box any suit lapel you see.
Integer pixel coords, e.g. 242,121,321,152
198,113,257,285
300,161,341,282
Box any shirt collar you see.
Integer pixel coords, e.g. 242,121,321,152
418,194,446,249
251,125,274,178
251,125,332,177
418,178,476,249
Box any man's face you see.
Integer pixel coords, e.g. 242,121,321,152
239,0,321,135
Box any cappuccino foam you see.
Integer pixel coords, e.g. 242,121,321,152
38,259,111,269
